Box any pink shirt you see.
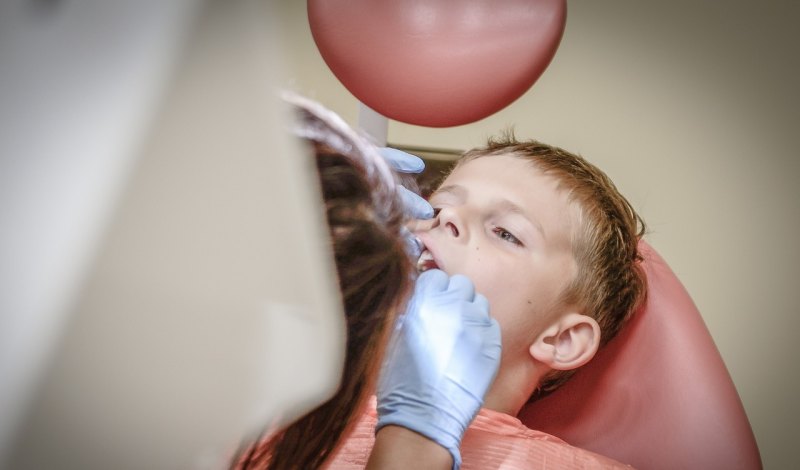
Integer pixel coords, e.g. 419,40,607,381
326,397,633,469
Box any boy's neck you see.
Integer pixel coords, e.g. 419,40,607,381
482,360,546,417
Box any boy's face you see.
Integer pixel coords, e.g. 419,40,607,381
414,154,578,359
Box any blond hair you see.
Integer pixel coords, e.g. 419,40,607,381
459,132,647,397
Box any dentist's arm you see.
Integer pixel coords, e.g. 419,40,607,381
367,425,453,469
367,269,502,470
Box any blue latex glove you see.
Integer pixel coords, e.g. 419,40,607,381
379,147,434,220
376,269,502,469
379,148,434,258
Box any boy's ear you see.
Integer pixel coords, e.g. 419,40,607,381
529,313,601,371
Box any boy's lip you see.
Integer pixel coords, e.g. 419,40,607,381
415,232,445,273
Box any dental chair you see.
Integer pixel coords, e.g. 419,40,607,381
518,242,762,469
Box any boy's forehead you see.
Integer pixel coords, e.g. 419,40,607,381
442,154,545,190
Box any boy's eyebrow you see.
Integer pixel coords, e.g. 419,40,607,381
495,199,545,237
433,184,545,237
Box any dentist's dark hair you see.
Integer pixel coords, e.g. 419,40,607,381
232,96,413,469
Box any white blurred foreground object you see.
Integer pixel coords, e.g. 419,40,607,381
0,1,344,468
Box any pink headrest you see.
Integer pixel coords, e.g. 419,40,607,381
518,242,761,469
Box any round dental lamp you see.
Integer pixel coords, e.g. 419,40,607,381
308,0,567,127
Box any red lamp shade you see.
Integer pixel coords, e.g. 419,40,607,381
308,0,567,127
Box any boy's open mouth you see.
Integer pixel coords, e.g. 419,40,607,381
416,248,440,272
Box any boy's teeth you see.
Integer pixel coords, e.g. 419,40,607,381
416,250,429,272
416,249,437,272
419,250,433,262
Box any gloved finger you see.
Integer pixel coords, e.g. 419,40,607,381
379,147,425,174
416,268,449,294
447,274,476,301
462,293,492,324
473,293,490,318
399,185,434,219
484,318,503,361
474,323,503,387
400,226,423,259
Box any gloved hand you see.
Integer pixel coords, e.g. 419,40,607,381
379,147,434,220
379,147,434,258
376,269,502,469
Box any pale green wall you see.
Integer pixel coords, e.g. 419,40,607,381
274,1,800,467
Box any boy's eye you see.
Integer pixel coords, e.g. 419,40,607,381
492,227,522,246
432,207,442,217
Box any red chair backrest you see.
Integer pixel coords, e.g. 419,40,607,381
518,242,762,469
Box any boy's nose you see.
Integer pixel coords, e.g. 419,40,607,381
446,222,459,237
435,207,466,242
